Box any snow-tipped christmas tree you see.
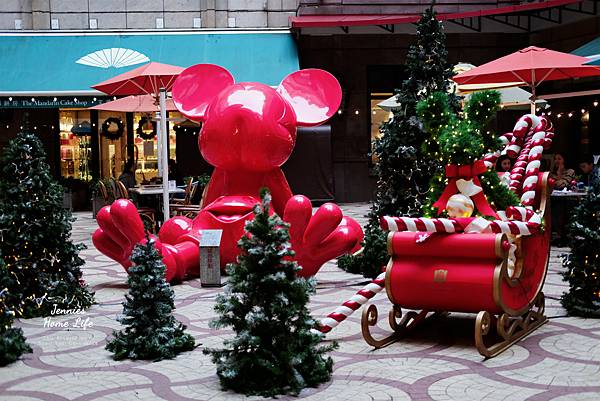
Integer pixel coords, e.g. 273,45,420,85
561,182,600,317
106,236,195,360
0,255,32,366
0,132,94,318
205,189,337,397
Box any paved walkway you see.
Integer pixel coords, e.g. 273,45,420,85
1,204,599,401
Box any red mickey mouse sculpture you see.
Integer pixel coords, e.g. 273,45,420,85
92,64,363,283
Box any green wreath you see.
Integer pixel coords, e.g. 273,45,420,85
136,117,156,140
101,117,124,140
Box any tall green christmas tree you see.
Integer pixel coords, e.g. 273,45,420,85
0,132,94,318
205,190,337,397
561,182,600,317
0,255,32,366
339,4,458,278
106,236,196,360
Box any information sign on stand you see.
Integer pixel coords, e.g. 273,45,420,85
199,229,223,287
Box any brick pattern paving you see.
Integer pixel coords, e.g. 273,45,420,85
1,204,600,400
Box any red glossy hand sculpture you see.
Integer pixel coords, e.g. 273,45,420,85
93,64,363,282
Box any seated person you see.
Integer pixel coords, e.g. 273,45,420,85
118,160,136,189
577,155,600,188
550,153,575,190
496,155,512,172
495,155,512,186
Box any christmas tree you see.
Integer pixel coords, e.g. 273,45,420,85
106,236,195,360
417,90,520,216
0,255,32,366
561,181,600,317
0,132,94,318
205,189,337,397
339,4,457,278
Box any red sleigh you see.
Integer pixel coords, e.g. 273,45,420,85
361,114,554,358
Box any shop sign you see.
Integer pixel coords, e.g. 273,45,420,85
1,97,106,109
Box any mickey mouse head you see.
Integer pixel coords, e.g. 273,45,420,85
172,64,342,172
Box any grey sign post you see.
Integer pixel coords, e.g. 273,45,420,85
199,229,223,287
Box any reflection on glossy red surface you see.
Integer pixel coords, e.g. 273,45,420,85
93,64,363,282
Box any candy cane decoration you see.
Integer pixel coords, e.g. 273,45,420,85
319,271,386,333
506,206,535,221
505,114,540,158
483,150,500,169
508,130,535,192
381,215,540,236
483,132,513,169
464,216,541,236
380,215,462,233
520,117,554,206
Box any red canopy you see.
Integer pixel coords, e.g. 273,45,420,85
91,61,184,96
453,46,600,87
90,94,177,112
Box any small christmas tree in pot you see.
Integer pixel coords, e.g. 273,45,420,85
0,255,32,366
106,235,196,360
205,189,337,397
0,132,94,318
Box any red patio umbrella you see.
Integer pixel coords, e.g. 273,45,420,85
90,94,177,113
92,62,185,221
92,61,184,96
453,46,600,114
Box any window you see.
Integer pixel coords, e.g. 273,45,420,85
131,112,180,184
99,111,128,179
370,93,394,163
59,109,92,181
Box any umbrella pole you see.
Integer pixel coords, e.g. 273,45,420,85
159,88,170,222
530,85,537,115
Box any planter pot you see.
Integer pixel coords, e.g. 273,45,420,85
63,191,73,211
71,187,91,211
92,196,106,218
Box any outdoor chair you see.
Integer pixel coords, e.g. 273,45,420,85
98,180,111,206
170,181,203,219
115,180,157,232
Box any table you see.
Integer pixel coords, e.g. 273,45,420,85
550,190,587,245
129,186,186,225
550,190,587,198
129,186,185,196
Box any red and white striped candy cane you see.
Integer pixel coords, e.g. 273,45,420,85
484,132,513,168
380,215,462,233
508,130,535,192
520,119,552,206
483,151,500,169
521,131,549,206
505,206,535,221
319,271,386,333
465,216,541,236
506,114,540,158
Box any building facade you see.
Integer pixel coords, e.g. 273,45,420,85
293,0,600,201
0,0,297,30
3,0,600,205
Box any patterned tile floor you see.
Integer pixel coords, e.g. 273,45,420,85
1,204,600,400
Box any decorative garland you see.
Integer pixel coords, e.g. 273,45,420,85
136,117,156,140
101,117,124,140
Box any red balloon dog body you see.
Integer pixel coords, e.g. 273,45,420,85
93,64,363,282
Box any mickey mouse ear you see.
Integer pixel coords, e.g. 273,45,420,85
172,64,234,122
277,69,342,127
